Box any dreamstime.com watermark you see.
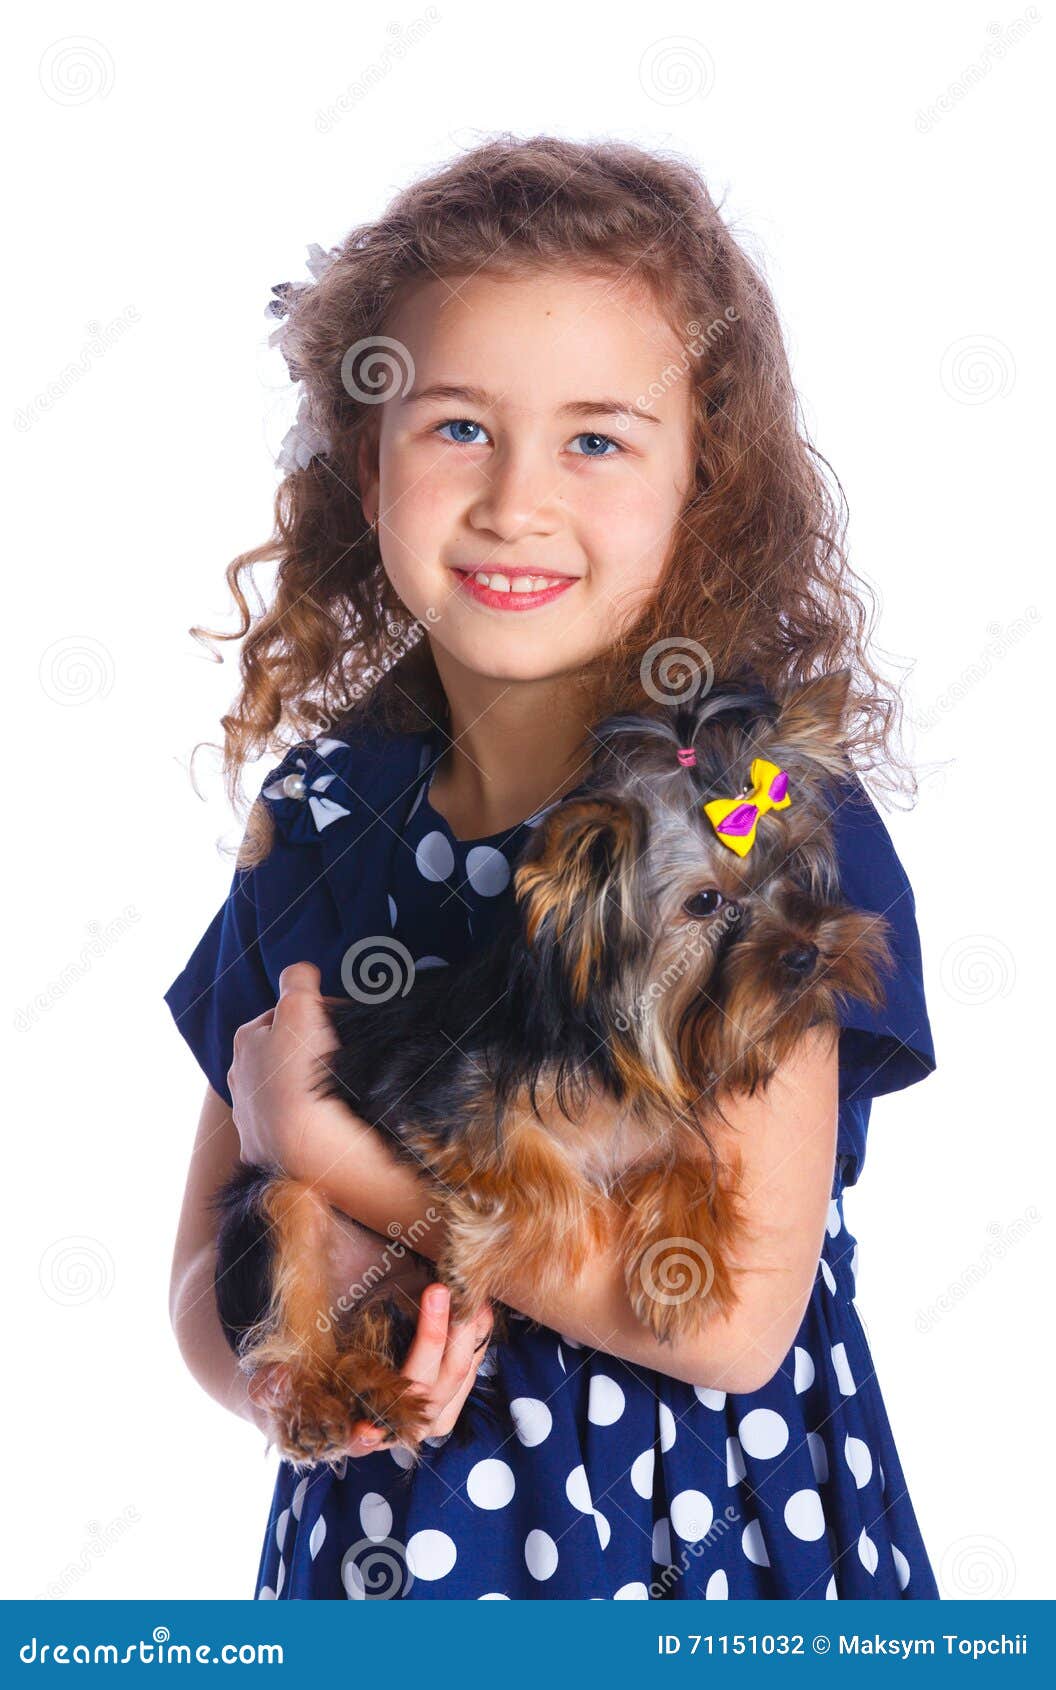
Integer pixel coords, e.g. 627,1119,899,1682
15,308,141,432
613,911,733,1033
315,10,441,132
916,10,1040,133
33,1508,142,1599
18,1625,283,1665
908,608,1041,732
15,908,141,1031
915,1207,1041,1333
317,1208,442,1334
649,1504,741,1597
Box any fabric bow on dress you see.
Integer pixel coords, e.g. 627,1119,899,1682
260,738,353,842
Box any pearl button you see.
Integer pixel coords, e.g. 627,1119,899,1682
282,772,307,801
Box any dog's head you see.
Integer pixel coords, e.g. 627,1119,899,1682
513,669,893,1112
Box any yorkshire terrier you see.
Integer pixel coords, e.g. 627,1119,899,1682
211,667,893,1466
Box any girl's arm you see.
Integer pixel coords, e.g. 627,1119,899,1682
169,1084,285,1436
169,1083,492,1447
241,968,840,1395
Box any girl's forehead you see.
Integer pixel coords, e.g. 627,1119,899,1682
386,268,691,399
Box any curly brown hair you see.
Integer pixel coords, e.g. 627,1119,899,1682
187,133,917,867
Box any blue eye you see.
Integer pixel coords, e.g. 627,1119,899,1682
568,431,622,458
436,418,490,445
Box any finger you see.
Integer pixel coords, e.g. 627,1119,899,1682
431,1337,490,1436
431,1307,489,1410
397,1284,451,1388
344,1288,452,1453
276,962,323,1010
234,1006,276,1038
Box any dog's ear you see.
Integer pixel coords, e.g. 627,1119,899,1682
514,797,649,1004
772,669,854,772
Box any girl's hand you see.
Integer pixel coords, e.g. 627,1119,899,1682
245,1285,495,1456
227,961,348,1173
345,1285,495,1456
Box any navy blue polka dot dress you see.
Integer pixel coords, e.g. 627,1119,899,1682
164,723,940,1601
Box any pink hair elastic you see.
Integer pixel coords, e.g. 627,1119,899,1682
676,747,697,767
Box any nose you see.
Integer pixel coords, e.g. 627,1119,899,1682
468,439,561,543
781,943,819,977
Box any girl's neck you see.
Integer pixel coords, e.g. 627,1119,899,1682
426,651,594,840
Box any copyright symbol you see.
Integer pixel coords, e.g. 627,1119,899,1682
812,1635,830,1654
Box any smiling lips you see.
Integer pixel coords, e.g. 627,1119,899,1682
451,567,579,610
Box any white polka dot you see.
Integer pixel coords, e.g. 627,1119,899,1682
850,1242,859,1283
387,893,397,926
807,1431,829,1484
308,1515,326,1560
726,1435,746,1486
467,1458,516,1510
359,1493,392,1541
478,1592,509,1599
825,1573,837,1599
694,1385,726,1410
706,1568,728,1599
658,1400,677,1451
784,1488,826,1541
588,1374,626,1426
406,1529,457,1581
879,1459,886,1495
670,1489,714,1542
793,1347,815,1393
258,1586,276,1599
652,1516,673,1566
559,1331,583,1349
389,1444,415,1470
342,1560,365,1599
826,1198,842,1236
892,1544,910,1590
466,845,511,896
858,1527,878,1574
738,1408,789,1460
614,1581,649,1598
844,1434,873,1489
275,1508,290,1553
593,1509,611,1549
742,1519,770,1566
510,1397,552,1447
525,1529,559,1581
820,1257,837,1294
831,1342,857,1395
630,1447,655,1498
556,1343,566,1373
274,1557,285,1597
291,1477,309,1520
416,830,455,882
414,955,449,970
565,1464,593,1513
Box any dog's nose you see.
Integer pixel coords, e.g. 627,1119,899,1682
781,943,819,976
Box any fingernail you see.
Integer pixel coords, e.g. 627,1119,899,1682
425,1286,449,1312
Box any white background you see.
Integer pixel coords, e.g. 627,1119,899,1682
6,0,1052,1600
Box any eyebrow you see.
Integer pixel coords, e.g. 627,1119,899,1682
402,381,662,425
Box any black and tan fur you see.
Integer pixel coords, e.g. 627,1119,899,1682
212,669,892,1467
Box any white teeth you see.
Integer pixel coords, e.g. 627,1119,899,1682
468,571,561,593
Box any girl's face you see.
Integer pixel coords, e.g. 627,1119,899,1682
360,268,697,685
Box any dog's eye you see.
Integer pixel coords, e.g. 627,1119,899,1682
682,889,725,919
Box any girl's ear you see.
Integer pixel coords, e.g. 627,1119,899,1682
513,798,649,1004
773,669,854,767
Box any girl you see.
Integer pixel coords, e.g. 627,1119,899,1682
166,135,939,1600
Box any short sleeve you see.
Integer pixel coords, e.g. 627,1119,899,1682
163,859,276,1107
828,774,937,1107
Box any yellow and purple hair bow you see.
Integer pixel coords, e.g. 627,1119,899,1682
700,756,791,857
